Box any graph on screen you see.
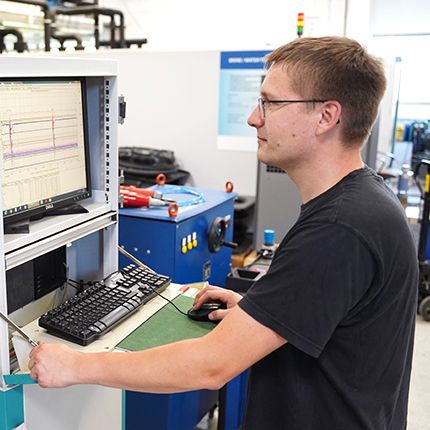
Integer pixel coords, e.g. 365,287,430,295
0,79,88,215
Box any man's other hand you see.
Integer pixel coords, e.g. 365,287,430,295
192,285,243,321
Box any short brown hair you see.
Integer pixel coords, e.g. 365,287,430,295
266,37,387,145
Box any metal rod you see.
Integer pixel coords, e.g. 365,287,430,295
118,246,155,273
0,311,38,347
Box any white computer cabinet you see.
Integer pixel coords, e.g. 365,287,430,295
0,56,122,430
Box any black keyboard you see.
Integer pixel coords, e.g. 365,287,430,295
39,264,171,346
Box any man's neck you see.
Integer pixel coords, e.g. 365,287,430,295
287,149,364,204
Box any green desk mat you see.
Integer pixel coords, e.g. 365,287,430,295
116,295,216,352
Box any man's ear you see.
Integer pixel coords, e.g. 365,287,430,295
315,101,341,136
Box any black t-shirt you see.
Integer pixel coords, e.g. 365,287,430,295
239,166,418,430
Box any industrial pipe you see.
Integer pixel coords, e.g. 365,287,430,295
51,33,84,50
52,6,125,48
9,0,51,51
0,29,28,53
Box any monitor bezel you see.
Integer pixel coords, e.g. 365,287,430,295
1,76,92,226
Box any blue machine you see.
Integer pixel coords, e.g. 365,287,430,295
119,186,245,430
119,186,236,286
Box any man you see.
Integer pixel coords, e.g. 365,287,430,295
29,37,418,429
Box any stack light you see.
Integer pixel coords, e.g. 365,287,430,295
297,12,304,37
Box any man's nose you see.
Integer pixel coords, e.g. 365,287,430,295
248,105,264,128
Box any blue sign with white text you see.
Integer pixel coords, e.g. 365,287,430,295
218,50,271,140
220,51,270,70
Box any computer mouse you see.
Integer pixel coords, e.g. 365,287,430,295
187,301,227,322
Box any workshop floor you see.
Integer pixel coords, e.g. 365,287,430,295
196,316,430,430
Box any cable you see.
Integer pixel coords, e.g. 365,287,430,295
243,253,263,268
120,272,189,315
66,281,81,291
119,246,155,273
153,184,205,207
118,245,189,315
243,249,274,268
144,285,188,316
67,278,80,285
67,279,90,292
120,269,188,316
68,270,119,289
119,274,188,316
103,270,120,282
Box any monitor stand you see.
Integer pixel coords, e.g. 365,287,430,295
44,203,89,217
4,204,89,234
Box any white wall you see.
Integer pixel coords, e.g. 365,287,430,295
99,0,347,50
370,0,430,36
344,0,371,44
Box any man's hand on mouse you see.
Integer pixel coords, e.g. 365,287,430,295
192,285,243,321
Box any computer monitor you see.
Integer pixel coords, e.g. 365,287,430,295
0,77,91,227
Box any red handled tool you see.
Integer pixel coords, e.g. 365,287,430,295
121,188,169,208
120,185,163,199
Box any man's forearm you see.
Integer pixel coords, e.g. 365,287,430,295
77,337,228,393
30,306,284,390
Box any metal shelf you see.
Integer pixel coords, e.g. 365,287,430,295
5,208,117,270
4,201,115,256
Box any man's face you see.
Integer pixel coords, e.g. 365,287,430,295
248,65,320,171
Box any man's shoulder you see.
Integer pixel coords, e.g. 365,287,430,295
337,168,405,227
299,167,402,230
294,167,412,256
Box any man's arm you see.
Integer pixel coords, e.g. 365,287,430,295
29,305,287,391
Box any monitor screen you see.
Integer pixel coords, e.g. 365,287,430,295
0,77,91,224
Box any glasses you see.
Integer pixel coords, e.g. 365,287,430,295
257,96,327,119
